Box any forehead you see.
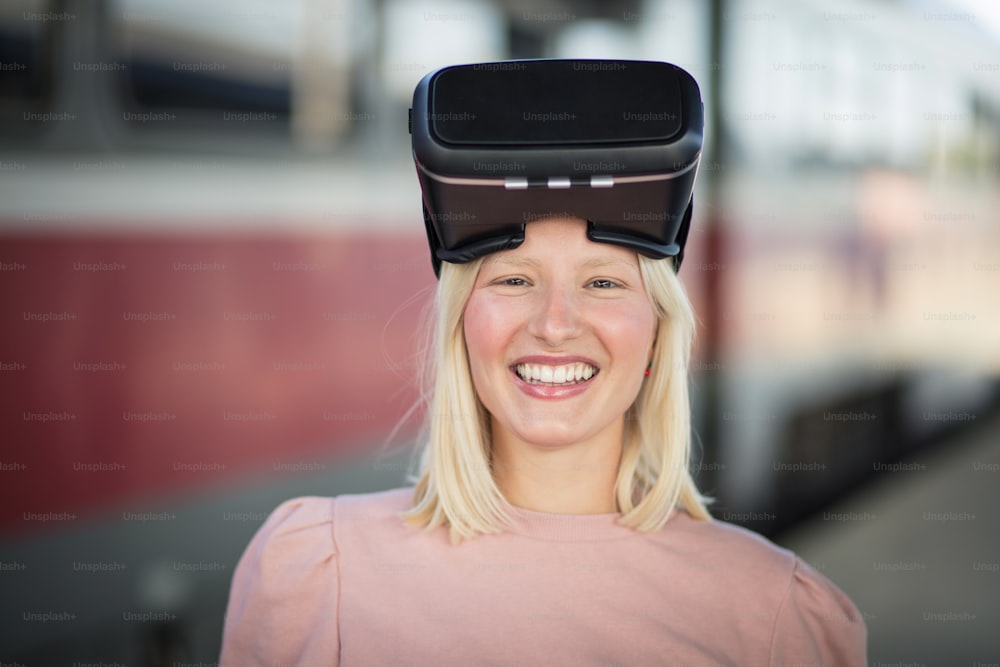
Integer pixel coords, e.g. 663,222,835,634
483,216,640,269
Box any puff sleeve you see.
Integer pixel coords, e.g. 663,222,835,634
220,497,339,666
769,558,867,666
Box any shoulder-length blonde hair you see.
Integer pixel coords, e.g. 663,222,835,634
401,251,712,543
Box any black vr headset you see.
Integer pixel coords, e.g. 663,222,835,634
410,59,703,277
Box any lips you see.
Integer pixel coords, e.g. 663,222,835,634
508,356,600,399
513,361,598,385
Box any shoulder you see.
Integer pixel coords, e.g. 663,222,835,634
658,513,796,619
225,496,339,593
330,486,440,551
666,511,798,579
220,488,415,664
664,512,866,663
770,556,867,664
333,486,414,522
238,487,415,564
220,496,339,663
252,495,338,546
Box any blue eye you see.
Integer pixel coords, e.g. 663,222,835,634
590,279,619,289
500,277,527,286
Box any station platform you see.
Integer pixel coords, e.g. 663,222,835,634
781,413,1000,664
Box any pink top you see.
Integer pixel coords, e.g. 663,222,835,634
220,487,866,666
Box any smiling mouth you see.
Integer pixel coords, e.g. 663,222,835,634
513,362,599,386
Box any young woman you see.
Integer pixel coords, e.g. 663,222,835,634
219,214,867,665
222,57,865,664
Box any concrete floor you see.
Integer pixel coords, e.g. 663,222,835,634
780,413,1000,665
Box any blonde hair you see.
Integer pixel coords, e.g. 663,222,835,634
401,253,712,543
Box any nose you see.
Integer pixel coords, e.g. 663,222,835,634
527,282,583,346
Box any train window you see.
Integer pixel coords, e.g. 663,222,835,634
0,0,55,137
110,0,297,139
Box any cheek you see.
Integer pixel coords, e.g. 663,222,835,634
462,293,512,373
600,303,657,359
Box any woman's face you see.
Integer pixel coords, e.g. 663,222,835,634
463,216,657,450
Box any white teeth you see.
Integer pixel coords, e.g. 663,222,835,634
514,362,598,385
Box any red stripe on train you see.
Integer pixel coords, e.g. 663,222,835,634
0,230,435,537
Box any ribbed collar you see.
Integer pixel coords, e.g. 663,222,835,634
497,497,640,541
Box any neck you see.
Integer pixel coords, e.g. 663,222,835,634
490,419,624,515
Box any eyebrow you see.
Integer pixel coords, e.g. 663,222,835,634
485,255,639,271
484,255,539,269
579,257,640,271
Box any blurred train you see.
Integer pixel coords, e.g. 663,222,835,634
1,0,999,663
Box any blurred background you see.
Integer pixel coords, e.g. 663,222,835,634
0,0,998,663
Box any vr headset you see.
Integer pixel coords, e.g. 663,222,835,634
410,59,703,277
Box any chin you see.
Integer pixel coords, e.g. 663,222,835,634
510,421,601,449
